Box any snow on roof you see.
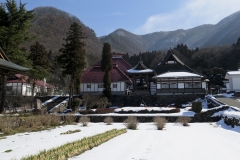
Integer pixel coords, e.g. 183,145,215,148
127,69,153,73
155,71,202,78
226,71,240,76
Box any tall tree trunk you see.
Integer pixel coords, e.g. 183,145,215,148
0,75,6,113
68,78,74,109
31,82,36,108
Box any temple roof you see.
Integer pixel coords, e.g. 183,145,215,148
155,50,202,76
0,47,30,73
127,59,154,74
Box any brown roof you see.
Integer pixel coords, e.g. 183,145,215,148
81,57,132,83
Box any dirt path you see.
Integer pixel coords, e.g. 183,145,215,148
215,97,240,108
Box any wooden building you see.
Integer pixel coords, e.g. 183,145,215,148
153,50,207,95
225,69,240,92
80,54,132,95
126,59,154,95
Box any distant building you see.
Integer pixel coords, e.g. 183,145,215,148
153,50,207,95
80,54,132,95
7,74,55,96
225,69,240,93
80,51,208,96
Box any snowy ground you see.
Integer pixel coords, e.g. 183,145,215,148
1,121,240,160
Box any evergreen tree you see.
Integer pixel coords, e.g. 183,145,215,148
57,22,86,110
0,0,34,66
28,42,50,102
101,43,112,100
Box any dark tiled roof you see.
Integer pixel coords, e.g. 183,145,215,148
155,51,202,76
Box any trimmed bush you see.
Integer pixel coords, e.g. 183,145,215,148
192,101,202,113
72,98,82,111
176,116,191,126
153,117,168,130
124,116,138,130
95,108,114,114
79,116,90,126
104,117,113,125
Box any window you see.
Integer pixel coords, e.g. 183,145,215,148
193,82,201,88
170,83,177,88
185,82,201,88
161,83,169,88
98,84,103,88
87,84,91,88
113,84,117,88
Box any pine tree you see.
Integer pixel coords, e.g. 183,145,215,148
57,22,86,110
0,0,34,66
28,42,50,104
101,43,112,100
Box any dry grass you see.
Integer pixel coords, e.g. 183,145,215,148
79,116,90,126
0,115,63,135
60,129,81,135
176,116,191,126
124,116,139,130
104,117,113,125
153,117,168,130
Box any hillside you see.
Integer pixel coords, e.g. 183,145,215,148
101,10,240,54
25,7,103,66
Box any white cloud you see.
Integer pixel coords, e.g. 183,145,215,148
135,0,240,34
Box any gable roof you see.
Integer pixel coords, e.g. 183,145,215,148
225,70,240,79
81,56,132,83
155,50,202,76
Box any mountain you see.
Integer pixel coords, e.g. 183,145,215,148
25,7,103,66
101,11,240,54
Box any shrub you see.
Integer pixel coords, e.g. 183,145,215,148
78,110,95,114
176,116,191,126
64,115,77,124
192,101,202,113
72,98,82,111
124,116,138,130
79,116,90,126
153,117,168,130
104,117,113,125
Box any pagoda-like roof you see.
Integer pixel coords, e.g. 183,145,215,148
127,60,154,74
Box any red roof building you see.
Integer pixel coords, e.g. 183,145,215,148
80,55,132,95
7,74,55,96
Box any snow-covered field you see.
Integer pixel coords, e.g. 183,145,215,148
1,121,240,160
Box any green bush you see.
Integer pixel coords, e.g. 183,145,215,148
192,101,202,113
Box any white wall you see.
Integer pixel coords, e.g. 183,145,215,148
81,82,126,93
232,77,240,90
202,82,206,89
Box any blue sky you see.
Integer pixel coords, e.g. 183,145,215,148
5,0,240,37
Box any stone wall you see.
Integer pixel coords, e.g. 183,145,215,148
111,94,205,107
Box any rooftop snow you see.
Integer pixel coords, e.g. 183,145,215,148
127,69,153,73
155,72,202,78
